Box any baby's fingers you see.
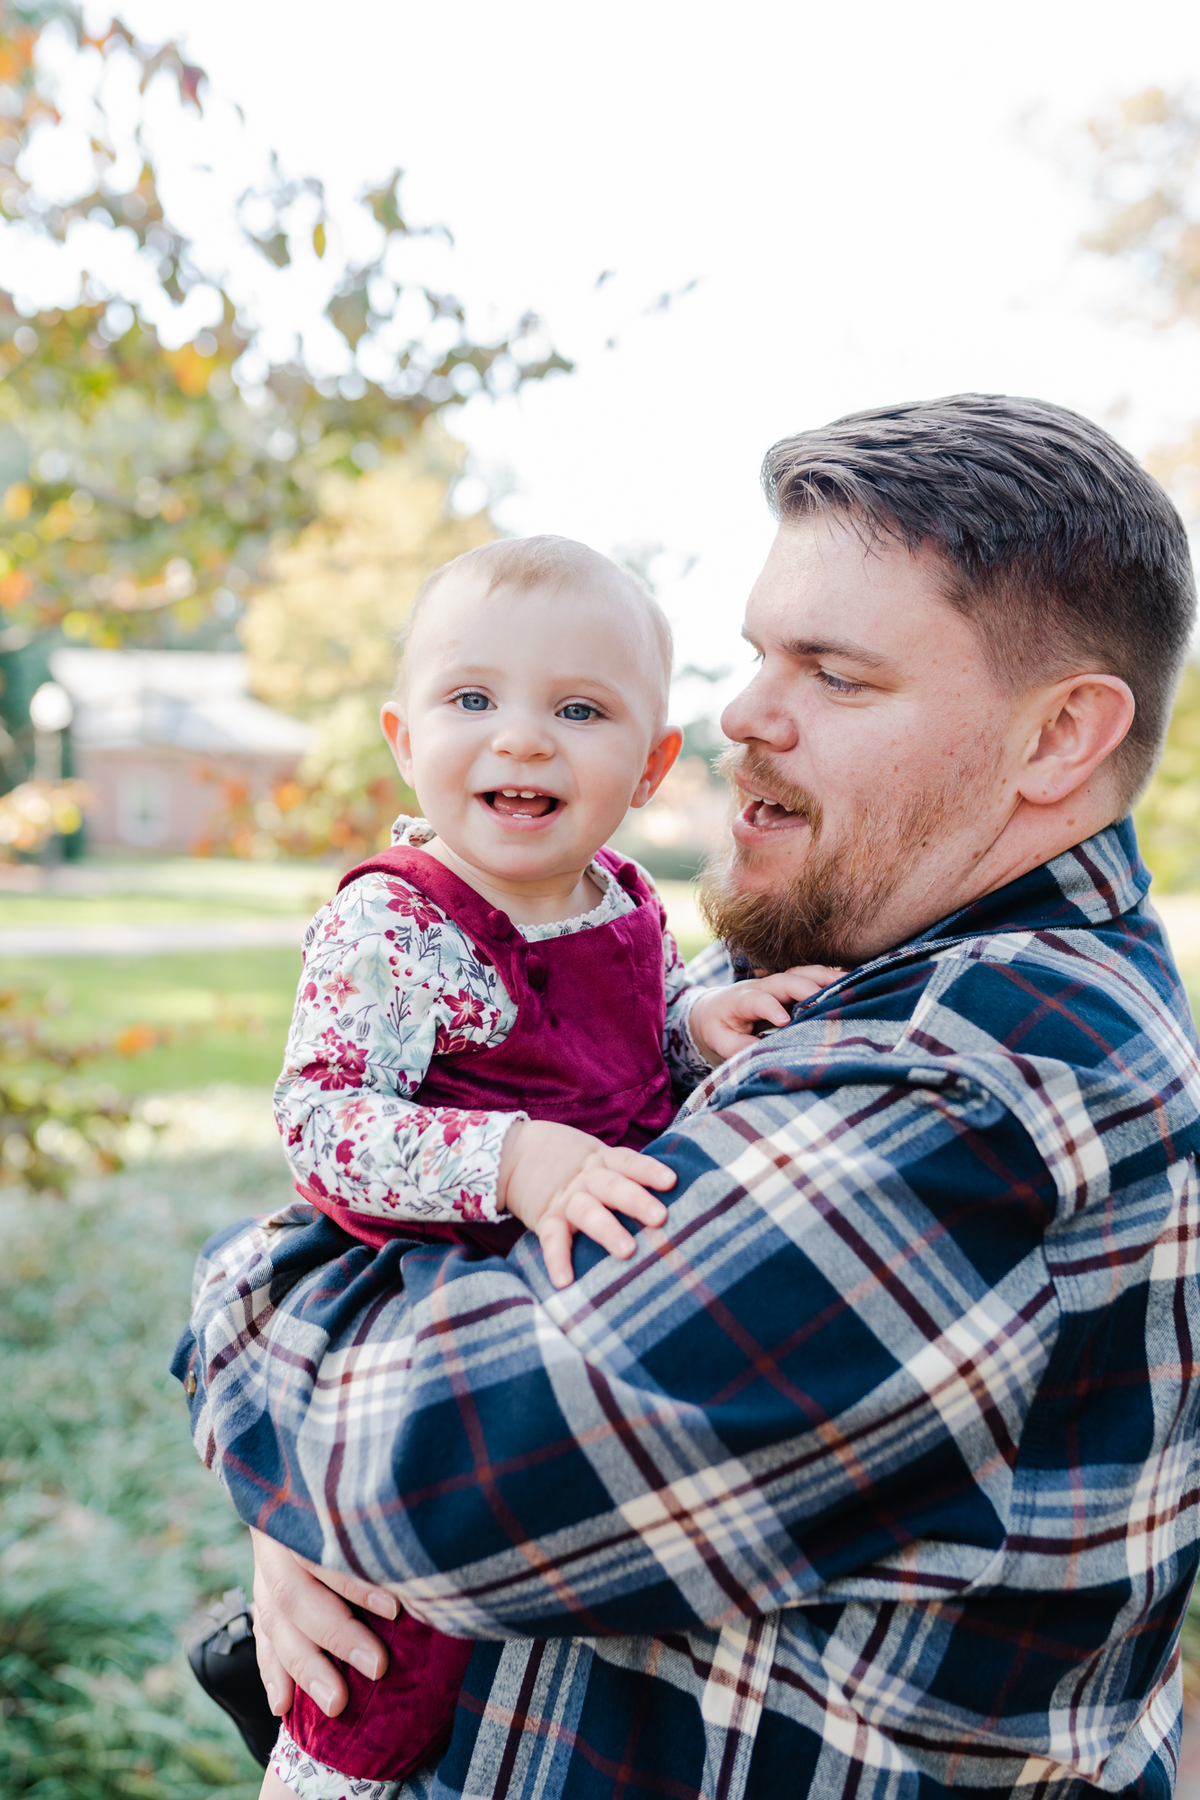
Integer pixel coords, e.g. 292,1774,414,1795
564,1192,640,1263
731,992,793,1026
776,964,843,991
536,1214,578,1290
579,1165,670,1229
702,997,791,1061
595,1147,677,1191
568,1175,667,1241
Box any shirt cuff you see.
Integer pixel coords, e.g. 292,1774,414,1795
281,1100,531,1228
665,986,715,1083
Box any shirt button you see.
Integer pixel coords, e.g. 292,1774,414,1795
527,955,547,991
487,909,512,939
185,1371,197,1398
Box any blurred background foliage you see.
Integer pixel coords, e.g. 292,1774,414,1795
1134,661,1200,890
0,0,566,852
203,440,492,858
1,1114,294,1799
1087,85,1200,888
0,980,132,1189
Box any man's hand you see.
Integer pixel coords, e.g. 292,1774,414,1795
250,1526,397,1719
688,966,842,1066
498,1118,675,1289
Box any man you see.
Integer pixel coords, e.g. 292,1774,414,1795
179,394,1200,1800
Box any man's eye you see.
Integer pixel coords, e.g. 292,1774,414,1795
455,692,492,712
818,670,864,696
558,702,598,722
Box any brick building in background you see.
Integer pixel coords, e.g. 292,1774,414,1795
49,650,311,852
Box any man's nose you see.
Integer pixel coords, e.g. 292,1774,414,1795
721,673,799,750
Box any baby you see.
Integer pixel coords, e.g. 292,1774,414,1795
262,535,834,1800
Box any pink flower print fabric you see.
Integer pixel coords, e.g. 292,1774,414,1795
381,881,444,931
273,818,710,1228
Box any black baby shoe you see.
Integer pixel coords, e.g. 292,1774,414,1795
187,1586,279,1768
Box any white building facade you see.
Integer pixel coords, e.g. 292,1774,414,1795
50,649,311,852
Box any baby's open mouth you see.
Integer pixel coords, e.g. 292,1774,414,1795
485,789,560,819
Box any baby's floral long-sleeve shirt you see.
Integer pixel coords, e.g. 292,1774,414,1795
275,819,712,1228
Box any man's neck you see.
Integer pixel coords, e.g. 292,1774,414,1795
852,787,1123,963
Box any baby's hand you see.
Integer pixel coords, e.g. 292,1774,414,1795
498,1118,675,1289
688,966,842,1066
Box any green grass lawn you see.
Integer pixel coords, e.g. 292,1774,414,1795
0,854,337,918
0,894,311,927
9,951,301,1091
0,1122,295,1798
1,864,712,951
0,860,713,1096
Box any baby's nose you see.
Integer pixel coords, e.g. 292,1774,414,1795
492,712,554,755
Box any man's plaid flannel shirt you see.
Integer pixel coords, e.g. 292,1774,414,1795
177,819,1200,1800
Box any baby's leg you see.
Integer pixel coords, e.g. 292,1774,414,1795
266,1604,472,1797
260,1723,400,1800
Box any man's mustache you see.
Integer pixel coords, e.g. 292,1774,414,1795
713,746,823,839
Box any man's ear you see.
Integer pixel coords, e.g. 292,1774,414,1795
630,726,684,809
1014,674,1135,807
381,701,415,788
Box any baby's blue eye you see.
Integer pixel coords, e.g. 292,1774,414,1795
457,692,491,712
559,702,597,722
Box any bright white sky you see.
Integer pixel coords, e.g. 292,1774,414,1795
21,0,1200,722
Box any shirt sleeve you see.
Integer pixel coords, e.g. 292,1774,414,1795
275,872,525,1225
187,962,1075,1639
632,860,729,1089
662,936,721,1088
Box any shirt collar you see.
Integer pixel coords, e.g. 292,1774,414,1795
908,816,1149,952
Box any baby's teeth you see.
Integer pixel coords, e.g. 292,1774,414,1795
501,789,519,796
519,791,538,798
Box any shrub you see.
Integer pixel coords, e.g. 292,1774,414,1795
0,1123,294,1796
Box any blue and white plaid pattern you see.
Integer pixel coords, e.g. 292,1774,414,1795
177,820,1200,1800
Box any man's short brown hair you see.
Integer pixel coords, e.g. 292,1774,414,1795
762,394,1196,806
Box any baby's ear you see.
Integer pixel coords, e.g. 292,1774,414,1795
631,726,684,809
381,702,414,785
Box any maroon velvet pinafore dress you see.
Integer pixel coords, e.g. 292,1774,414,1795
286,843,675,1782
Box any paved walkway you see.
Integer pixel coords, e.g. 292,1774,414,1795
0,917,310,956
4,895,1199,970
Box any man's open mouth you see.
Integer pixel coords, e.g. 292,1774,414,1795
484,789,560,819
739,789,808,831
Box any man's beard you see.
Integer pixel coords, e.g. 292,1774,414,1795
698,747,973,974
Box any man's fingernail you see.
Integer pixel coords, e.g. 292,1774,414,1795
311,1678,337,1714
364,1589,397,1619
266,1683,281,1716
350,1648,382,1679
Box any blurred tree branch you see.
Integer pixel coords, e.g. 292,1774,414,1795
0,2,570,653
1084,86,1200,324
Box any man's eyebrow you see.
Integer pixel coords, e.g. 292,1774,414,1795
779,636,893,670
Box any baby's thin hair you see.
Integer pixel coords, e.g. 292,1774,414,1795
397,535,674,697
